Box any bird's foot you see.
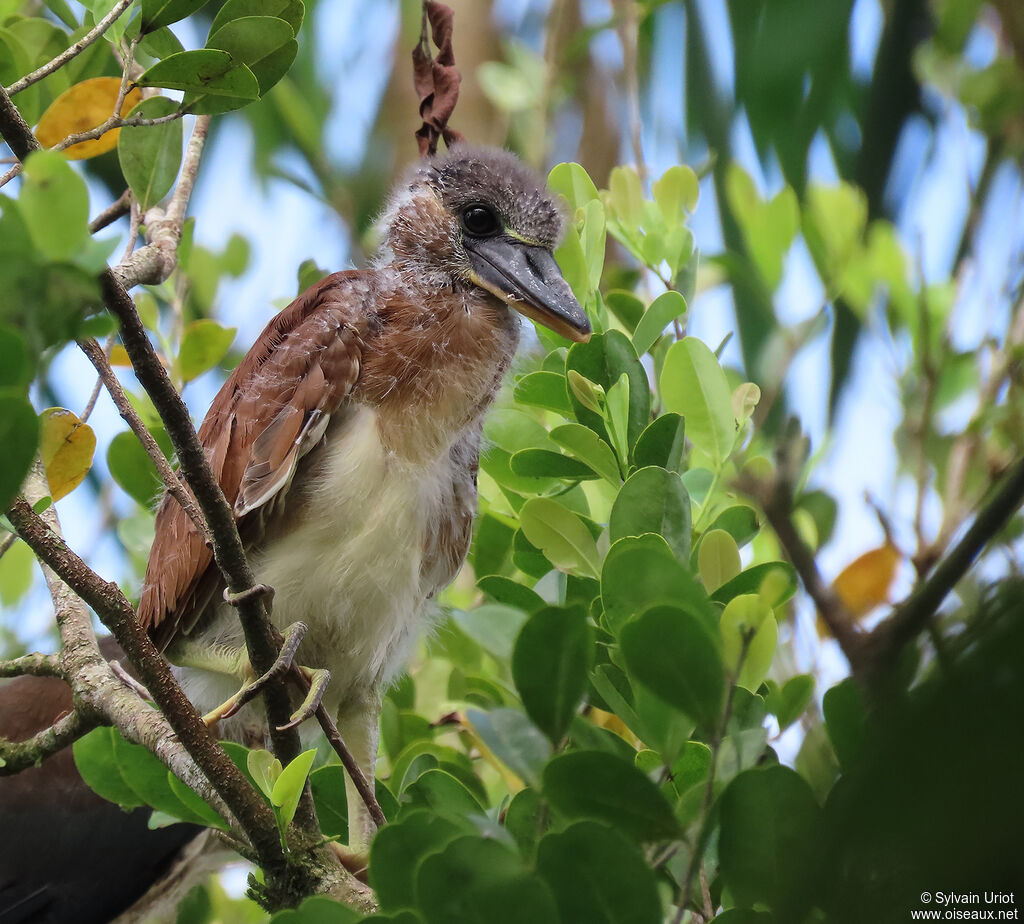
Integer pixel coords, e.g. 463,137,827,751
202,621,330,732
328,841,369,882
223,582,276,613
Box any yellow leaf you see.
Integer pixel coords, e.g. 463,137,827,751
39,407,96,501
830,542,901,622
35,78,144,160
109,345,132,366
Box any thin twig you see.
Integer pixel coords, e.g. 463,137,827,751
81,331,118,422
90,190,132,233
4,0,135,96
0,531,16,560
77,336,211,541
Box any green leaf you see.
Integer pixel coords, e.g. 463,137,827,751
210,0,303,35
19,150,90,262
604,290,644,332
270,895,361,923
370,810,471,912
518,497,601,579
118,97,183,211
632,413,684,472
418,836,560,924
73,727,143,808
652,164,699,222
477,575,545,612
0,390,39,511
725,164,800,290
608,166,644,230
512,605,592,744
247,747,282,799
404,767,485,816
0,325,32,389
543,750,680,841
697,528,741,592
823,678,866,770
138,49,259,101
766,674,815,731
720,595,777,692
309,765,347,839
632,291,687,356
270,748,316,831
550,423,621,485
609,466,691,561
708,505,760,548
719,765,822,916
0,538,33,605
509,448,598,480
206,15,296,95
604,372,630,466
660,337,735,464
466,707,551,788
453,604,527,661
140,0,214,31
566,331,650,451
513,371,572,416
711,562,797,606
620,604,725,732
167,772,229,829
106,428,170,507
548,162,600,210
176,319,236,382
601,534,713,634
536,821,661,924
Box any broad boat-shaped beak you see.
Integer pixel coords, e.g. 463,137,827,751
466,238,592,343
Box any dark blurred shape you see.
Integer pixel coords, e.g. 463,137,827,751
822,580,1024,921
0,637,200,924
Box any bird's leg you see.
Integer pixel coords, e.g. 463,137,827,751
328,690,383,874
166,622,330,730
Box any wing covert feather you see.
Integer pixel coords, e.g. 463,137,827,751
138,272,371,650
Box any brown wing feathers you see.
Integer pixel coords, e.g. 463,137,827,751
138,272,370,651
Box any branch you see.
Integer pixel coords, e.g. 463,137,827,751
4,0,135,97
5,493,290,873
0,651,63,678
90,189,132,234
77,335,210,541
868,453,1024,669
0,708,95,774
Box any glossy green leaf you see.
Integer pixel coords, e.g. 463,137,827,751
417,836,560,924
519,497,601,579
708,505,760,548
609,466,691,561
404,768,485,816
118,97,182,210
543,750,680,841
710,562,797,606
604,290,644,332
719,765,822,915
140,0,213,31
270,896,360,923
536,821,662,924
720,594,777,691
509,448,598,480
271,748,316,831
247,748,281,799
210,0,303,35
660,337,735,464
453,604,527,660
512,605,592,744
309,765,347,839
111,731,211,825
548,162,599,210
601,534,713,634
176,319,236,382
697,528,741,592
513,371,572,416
466,707,551,788
549,423,621,485
73,727,143,808
620,604,725,731
167,772,228,829
631,413,684,472
206,15,296,95
823,678,866,771
0,391,38,511
138,50,259,101
477,575,545,612
632,291,686,356
369,810,470,911
106,428,170,507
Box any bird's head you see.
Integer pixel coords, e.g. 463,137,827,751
378,145,592,343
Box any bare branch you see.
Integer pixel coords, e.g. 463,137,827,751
77,335,211,541
0,651,64,679
80,331,117,422
0,707,96,773
4,0,135,97
90,189,132,233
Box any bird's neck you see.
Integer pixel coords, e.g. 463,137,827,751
356,268,520,463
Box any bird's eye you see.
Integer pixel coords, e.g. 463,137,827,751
461,204,501,237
